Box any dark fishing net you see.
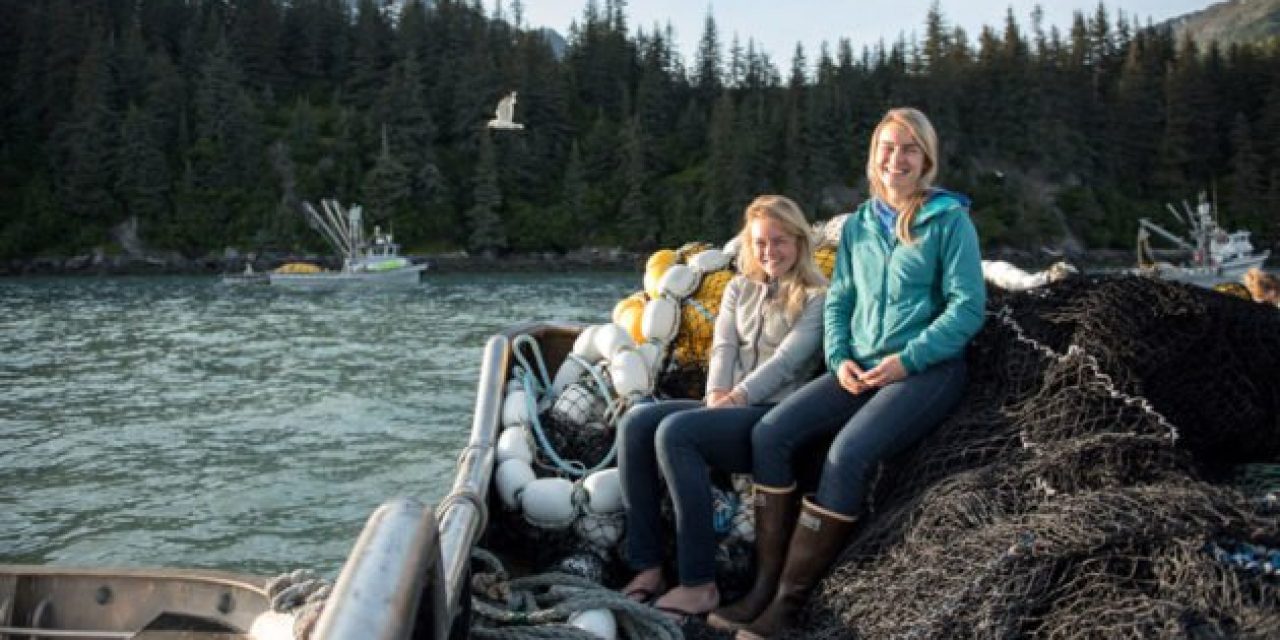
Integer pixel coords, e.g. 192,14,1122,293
779,275,1280,640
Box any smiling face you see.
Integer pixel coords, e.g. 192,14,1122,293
875,123,926,200
750,216,798,281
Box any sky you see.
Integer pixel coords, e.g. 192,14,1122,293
519,0,1216,66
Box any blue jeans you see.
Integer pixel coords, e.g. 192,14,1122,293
618,399,768,586
752,358,967,516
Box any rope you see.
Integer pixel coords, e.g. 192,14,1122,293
514,339,620,478
512,335,552,395
991,305,1181,444
468,547,683,640
435,488,489,541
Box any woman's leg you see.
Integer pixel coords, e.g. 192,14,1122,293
656,405,769,586
650,404,769,616
617,399,702,594
750,372,871,490
814,357,968,515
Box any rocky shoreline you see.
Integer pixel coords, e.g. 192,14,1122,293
0,246,1153,278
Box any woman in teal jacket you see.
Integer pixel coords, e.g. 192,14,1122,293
711,108,986,639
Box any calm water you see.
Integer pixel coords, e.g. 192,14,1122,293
0,272,635,576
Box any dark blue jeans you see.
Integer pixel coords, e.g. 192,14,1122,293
617,399,768,586
752,358,967,516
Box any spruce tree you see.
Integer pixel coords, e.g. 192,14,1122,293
363,127,412,229
467,133,506,255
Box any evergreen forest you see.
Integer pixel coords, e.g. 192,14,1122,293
1,0,1278,261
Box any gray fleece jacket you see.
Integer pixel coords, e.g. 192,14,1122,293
705,275,825,404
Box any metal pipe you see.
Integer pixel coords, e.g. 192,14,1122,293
0,627,131,639
436,333,509,621
312,498,446,640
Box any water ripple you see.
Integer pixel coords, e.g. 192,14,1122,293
0,272,632,575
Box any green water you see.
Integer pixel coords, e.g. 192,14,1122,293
0,272,635,576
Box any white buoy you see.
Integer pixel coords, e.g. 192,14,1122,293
635,341,664,374
608,349,651,398
582,467,623,514
592,323,634,361
659,264,699,299
550,355,588,398
494,458,536,510
688,248,730,274
520,477,577,529
496,426,533,464
572,325,602,362
641,298,680,343
568,609,617,640
501,387,533,429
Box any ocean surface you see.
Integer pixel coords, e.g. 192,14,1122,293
0,272,635,577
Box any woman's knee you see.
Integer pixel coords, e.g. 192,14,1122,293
653,410,703,452
618,404,667,450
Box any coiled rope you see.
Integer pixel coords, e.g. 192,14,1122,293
468,547,682,640
511,336,620,478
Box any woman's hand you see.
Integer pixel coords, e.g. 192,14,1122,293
860,354,908,388
837,361,870,395
705,389,745,408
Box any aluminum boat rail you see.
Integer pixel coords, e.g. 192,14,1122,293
313,498,448,640
315,322,580,639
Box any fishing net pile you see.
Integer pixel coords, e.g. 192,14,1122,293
783,275,1280,639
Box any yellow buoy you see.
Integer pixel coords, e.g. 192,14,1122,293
644,249,678,299
814,246,837,280
670,269,733,369
273,262,322,274
612,292,648,344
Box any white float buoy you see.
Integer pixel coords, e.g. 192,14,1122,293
550,355,588,398
496,426,533,465
494,458,536,510
572,325,602,362
641,298,680,343
592,323,634,361
520,477,577,529
501,387,533,429
688,248,729,274
582,467,623,514
659,264,699,299
568,609,617,640
608,349,651,398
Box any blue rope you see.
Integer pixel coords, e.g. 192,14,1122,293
512,336,620,478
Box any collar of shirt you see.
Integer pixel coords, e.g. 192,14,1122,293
871,198,898,240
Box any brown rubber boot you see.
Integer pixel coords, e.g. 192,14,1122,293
736,496,856,640
707,484,799,631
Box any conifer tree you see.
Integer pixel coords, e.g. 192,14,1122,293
467,133,506,255
364,127,412,228
116,105,171,227
617,118,656,248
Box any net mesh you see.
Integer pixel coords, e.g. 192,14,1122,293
776,275,1280,639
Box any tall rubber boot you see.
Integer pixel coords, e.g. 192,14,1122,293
707,484,799,632
736,496,856,640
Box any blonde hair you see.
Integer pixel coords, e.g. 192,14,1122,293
1243,267,1280,305
865,107,940,245
736,195,827,323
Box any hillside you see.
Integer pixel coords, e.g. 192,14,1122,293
1169,0,1280,48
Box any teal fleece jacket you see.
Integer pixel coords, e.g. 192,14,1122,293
824,190,986,375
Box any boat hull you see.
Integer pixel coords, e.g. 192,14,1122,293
1146,251,1271,287
0,565,293,638
268,263,426,288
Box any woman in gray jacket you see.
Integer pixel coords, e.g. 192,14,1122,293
618,195,827,620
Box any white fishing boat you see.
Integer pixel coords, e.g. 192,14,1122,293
268,199,427,289
1135,192,1270,287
